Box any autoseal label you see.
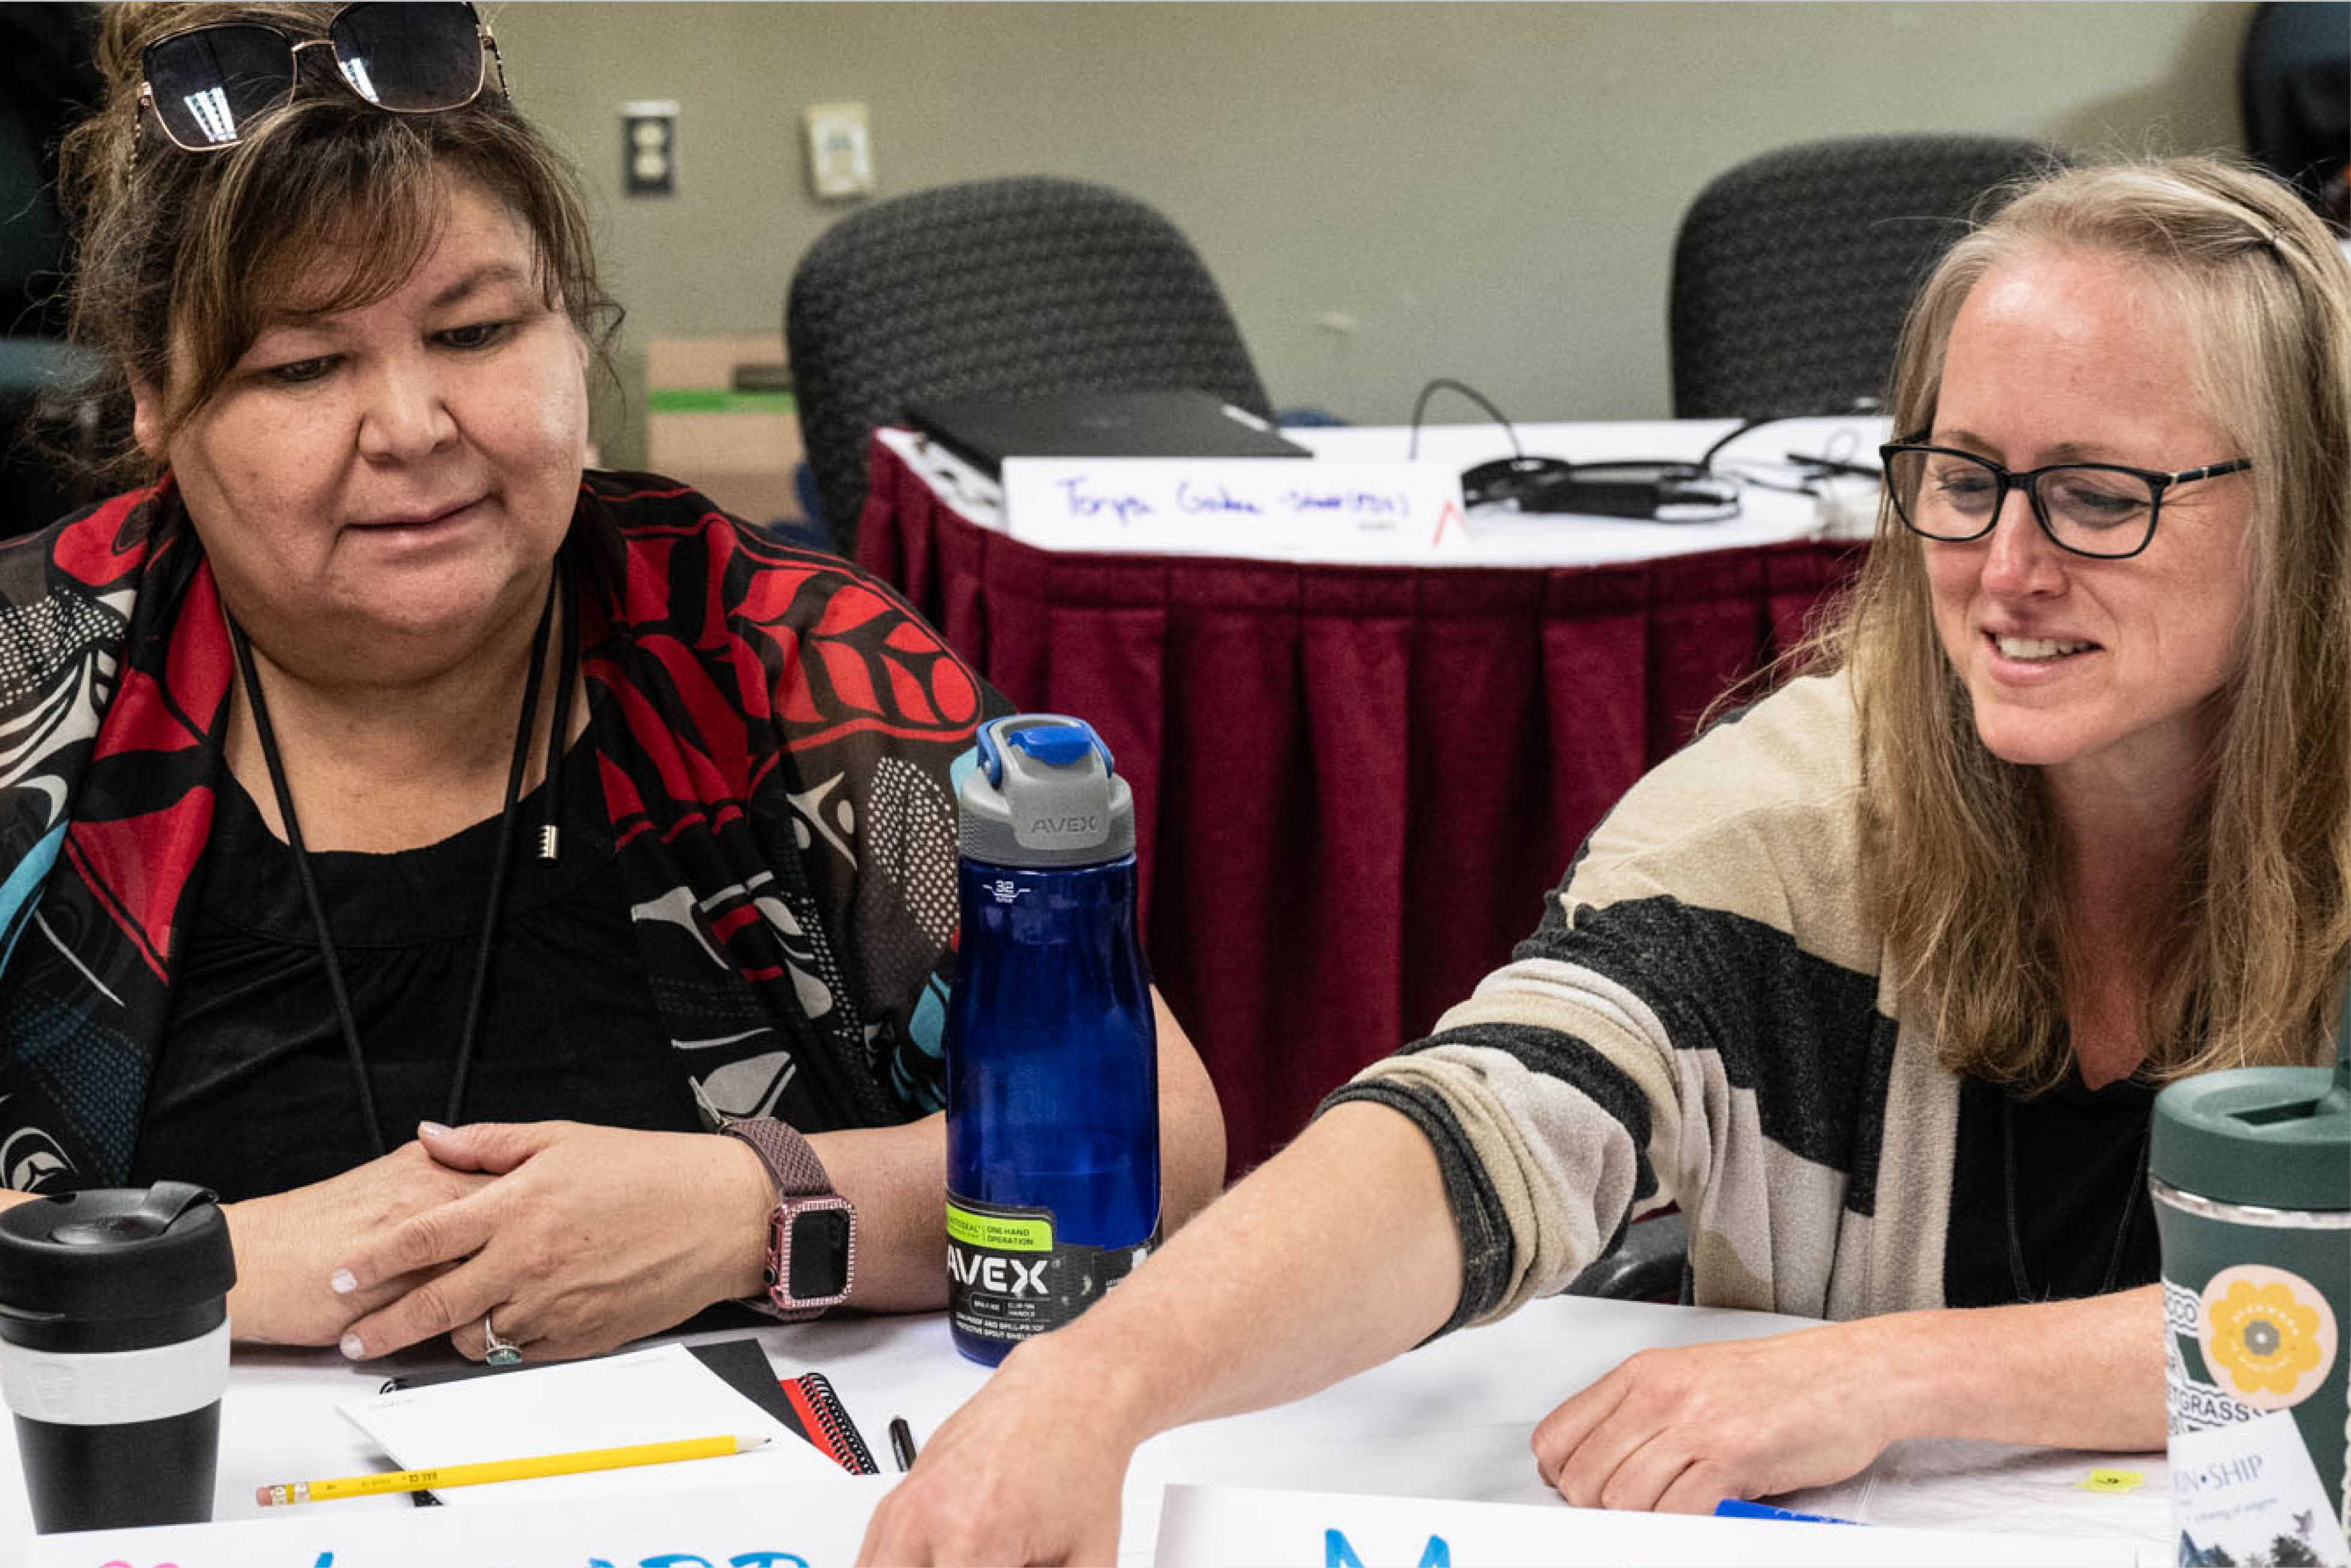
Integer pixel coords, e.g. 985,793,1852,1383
946,1195,1155,1347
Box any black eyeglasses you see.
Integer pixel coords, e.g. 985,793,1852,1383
137,1,503,155
1879,439,2251,560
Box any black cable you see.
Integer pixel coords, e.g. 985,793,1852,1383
1420,383,1880,517
1406,377,1525,463
1698,415,1773,475
1699,395,1885,475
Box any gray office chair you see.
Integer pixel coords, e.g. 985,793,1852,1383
784,176,1272,554
1669,134,2067,419
1566,1212,1688,1302
2239,1,2350,223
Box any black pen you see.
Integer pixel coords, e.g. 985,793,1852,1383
889,1416,919,1473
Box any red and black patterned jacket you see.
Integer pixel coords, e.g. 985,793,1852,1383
0,470,1002,1190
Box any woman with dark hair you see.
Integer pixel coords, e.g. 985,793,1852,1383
0,1,1224,1366
863,155,2351,1561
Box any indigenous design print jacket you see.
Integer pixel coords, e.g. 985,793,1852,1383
0,471,1001,1190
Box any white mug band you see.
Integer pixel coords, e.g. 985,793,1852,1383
0,1318,230,1426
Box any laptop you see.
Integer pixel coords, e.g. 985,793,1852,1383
904,387,1311,476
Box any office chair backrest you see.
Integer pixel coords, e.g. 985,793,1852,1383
2239,1,2350,216
0,5,100,333
785,175,1271,552
0,5,104,536
1669,134,2067,420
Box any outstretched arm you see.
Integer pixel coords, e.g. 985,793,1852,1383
859,1099,1461,1566
861,1086,2169,1563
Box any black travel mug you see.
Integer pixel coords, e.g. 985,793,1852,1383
0,1182,237,1532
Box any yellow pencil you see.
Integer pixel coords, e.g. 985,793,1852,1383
255,1432,769,1506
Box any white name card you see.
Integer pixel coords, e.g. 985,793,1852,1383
1151,1483,2147,1568
2169,1411,2343,1568
1001,458,1469,563
26,1474,887,1568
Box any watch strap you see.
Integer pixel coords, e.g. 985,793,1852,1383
718,1117,852,1321
720,1115,833,1198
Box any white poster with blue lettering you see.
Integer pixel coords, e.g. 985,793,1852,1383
1149,1483,2146,1567
1001,457,1469,563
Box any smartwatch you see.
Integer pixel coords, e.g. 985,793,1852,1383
717,1117,856,1321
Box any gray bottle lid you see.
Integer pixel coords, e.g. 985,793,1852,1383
2152,1065,2351,1212
959,714,1135,869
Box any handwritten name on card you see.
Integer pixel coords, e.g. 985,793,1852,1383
1002,459,1468,563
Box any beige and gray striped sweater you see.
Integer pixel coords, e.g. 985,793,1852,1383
1326,670,1993,1333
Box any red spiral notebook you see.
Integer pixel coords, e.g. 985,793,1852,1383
695,1337,879,1476
378,1335,878,1500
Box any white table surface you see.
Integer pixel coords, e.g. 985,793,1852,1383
0,1294,2168,1565
879,416,1890,568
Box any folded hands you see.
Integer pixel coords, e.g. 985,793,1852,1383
221,1120,776,1362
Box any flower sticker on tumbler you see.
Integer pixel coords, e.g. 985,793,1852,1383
2199,1264,2339,1410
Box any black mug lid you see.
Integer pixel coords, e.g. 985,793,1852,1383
0,1183,236,1321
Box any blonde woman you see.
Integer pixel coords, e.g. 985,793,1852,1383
862,155,2351,1563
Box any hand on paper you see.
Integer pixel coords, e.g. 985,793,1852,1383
221,1140,492,1347
327,1120,772,1362
859,1335,1130,1567
1530,1318,1900,1513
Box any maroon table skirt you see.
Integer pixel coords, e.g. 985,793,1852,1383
856,436,1865,1177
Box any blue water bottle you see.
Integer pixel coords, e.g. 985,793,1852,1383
945,714,1159,1367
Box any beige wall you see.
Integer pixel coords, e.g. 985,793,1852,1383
491,2,2253,472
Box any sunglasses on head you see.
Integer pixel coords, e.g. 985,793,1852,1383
137,1,502,155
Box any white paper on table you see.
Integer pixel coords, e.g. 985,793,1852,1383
1152,1482,2150,1568
1774,1437,2173,1545
1002,456,1469,562
2170,1411,2347,1568
26,1474,892,1568
337,1342,848,1505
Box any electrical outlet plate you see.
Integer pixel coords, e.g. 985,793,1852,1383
621,98,679,197
803,101,874,200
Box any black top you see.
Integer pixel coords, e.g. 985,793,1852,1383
1943,1066,2159,1308
131,739,703,1202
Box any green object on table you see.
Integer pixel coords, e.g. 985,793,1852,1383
2151,971,2351,1535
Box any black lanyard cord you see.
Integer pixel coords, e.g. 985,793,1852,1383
225,568,564,1154
442,568,560,1128
539,575,579,861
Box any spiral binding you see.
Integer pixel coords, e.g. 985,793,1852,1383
788,1371,878,1475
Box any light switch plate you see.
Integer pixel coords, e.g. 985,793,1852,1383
803,101,874,200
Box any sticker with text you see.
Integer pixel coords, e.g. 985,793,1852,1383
2199,1264,2340,1411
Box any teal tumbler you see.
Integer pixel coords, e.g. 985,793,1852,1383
2153,1048,2351,1557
